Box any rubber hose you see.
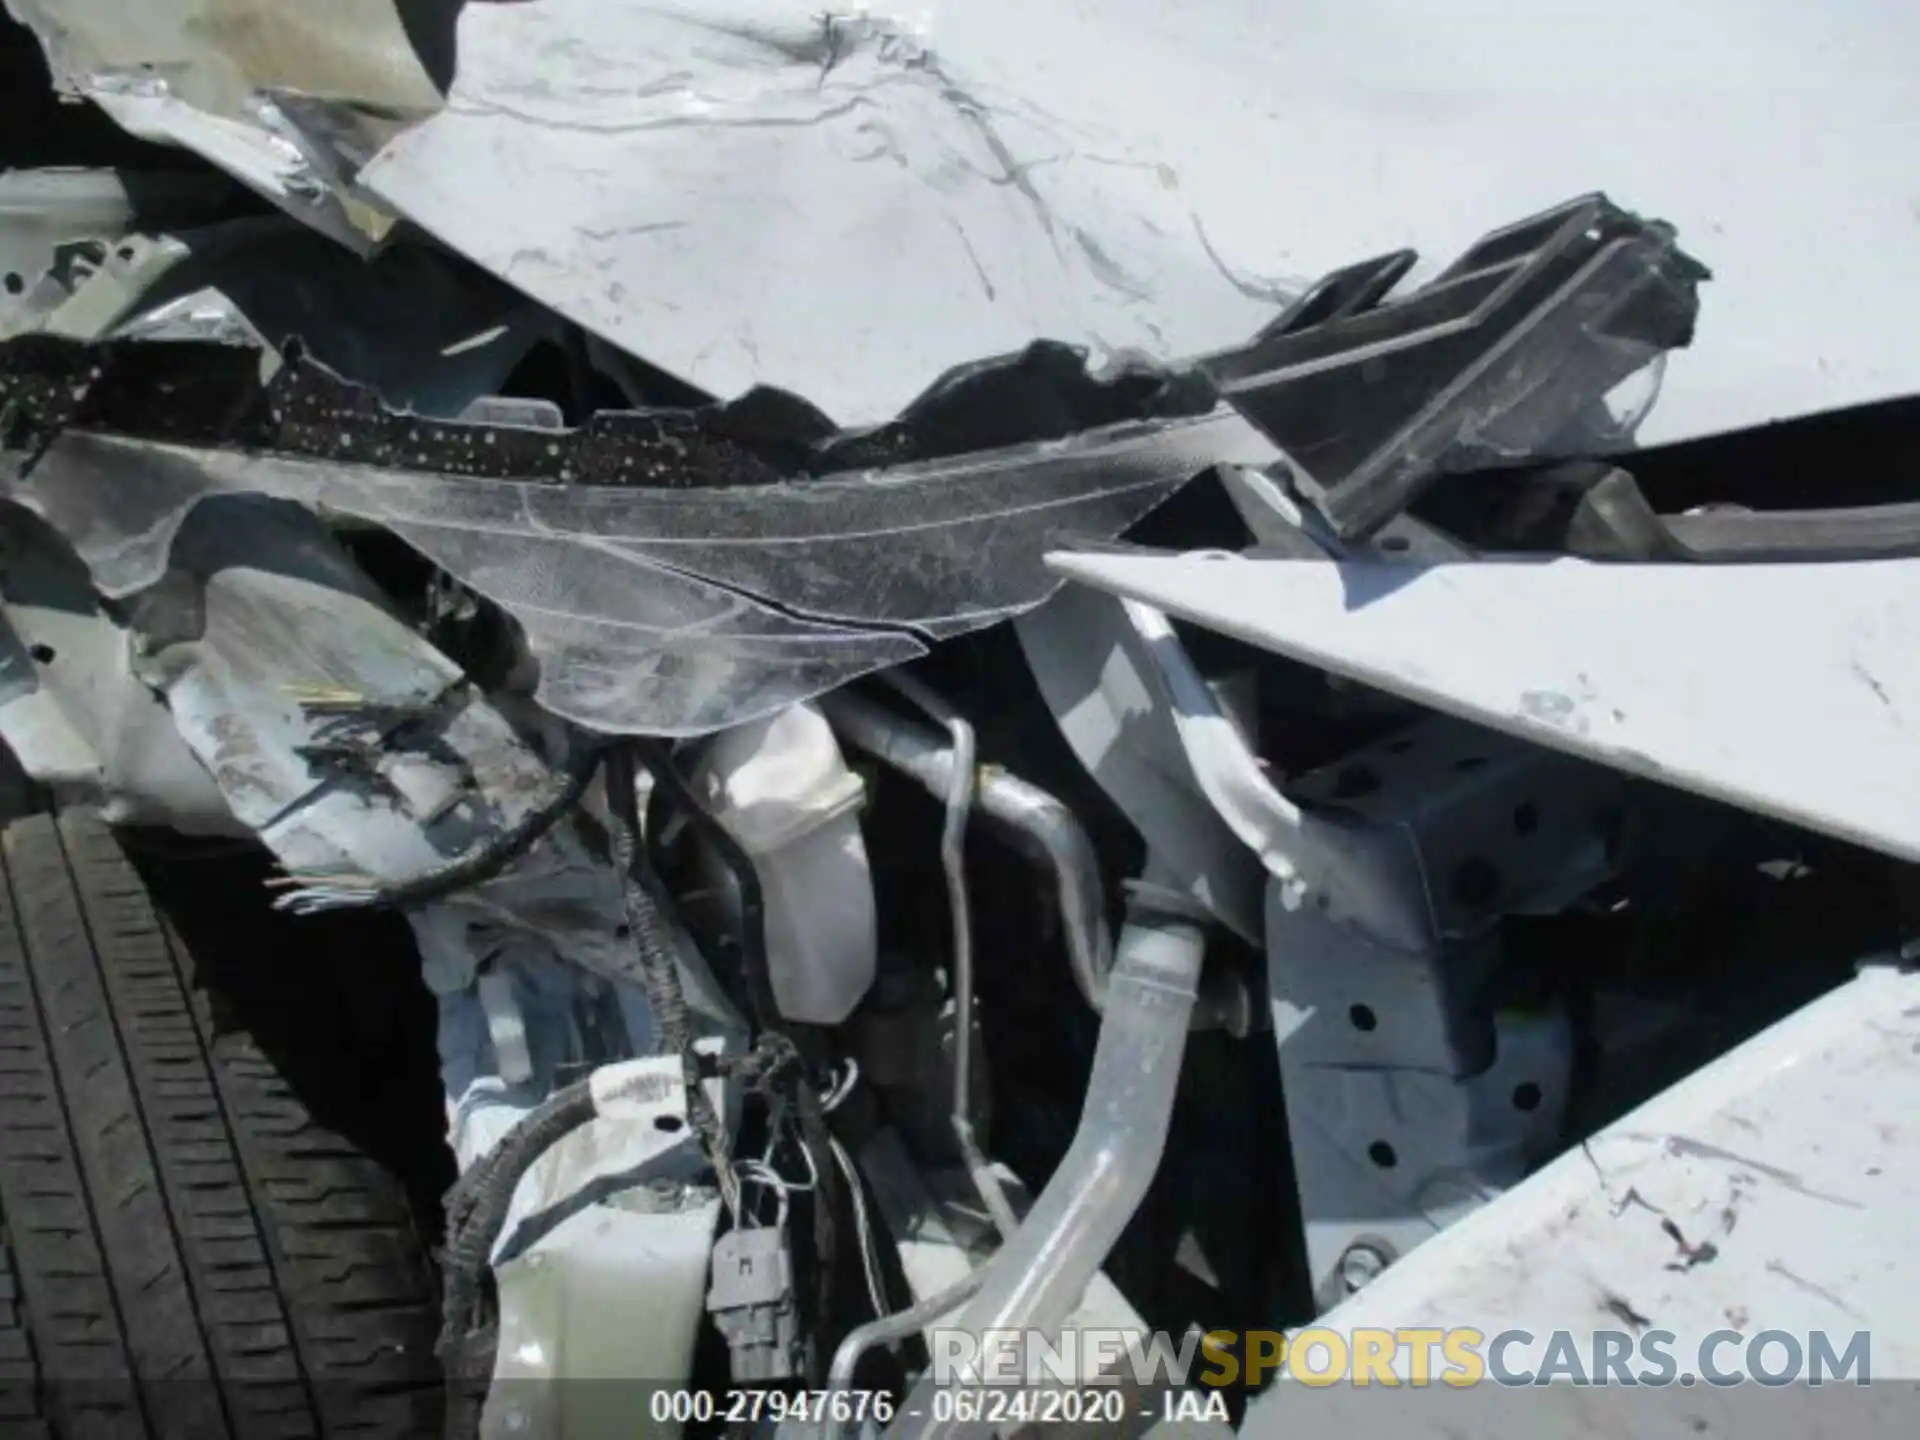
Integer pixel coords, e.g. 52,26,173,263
438,1079,597,1358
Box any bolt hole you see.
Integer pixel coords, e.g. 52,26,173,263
1512,1082,1543,1113
1368,1141,1398,1169
2,272,22,296
1332,764,1380,799
1450,857,1501,908
1512,802,1540,836
1453,755,1488,773
116,244,136,261
1349,1003,1377,1032
653,1115,685,1133
28,644,55,665
1377,535,1411,554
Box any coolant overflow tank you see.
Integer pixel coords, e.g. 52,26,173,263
690,702,877,1025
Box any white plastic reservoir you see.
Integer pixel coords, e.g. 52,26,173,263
689,701,878,1025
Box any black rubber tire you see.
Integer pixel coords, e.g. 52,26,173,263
0,807,443,1438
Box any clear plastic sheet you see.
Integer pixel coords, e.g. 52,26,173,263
9,405,1273,732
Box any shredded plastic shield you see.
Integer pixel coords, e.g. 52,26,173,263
2,407,1271,732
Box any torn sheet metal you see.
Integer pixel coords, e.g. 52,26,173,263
3,0,445,249
1243,959,1920,1436
1048,549,1920,864
0,168,237,322
11,2,1916,440
1,215,552,417
347,0,1920,438
0,338,1269,734
126,493,571,891
112,489,744,1056
350,0,1292,427
0,504,239,831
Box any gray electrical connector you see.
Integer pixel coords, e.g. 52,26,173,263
706,1225,802,1382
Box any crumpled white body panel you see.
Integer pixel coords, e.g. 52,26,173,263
12,0,1918,434
353,0,1920,436
1049,549,1920,865
1244,962,1920,1435
356,0,1284,426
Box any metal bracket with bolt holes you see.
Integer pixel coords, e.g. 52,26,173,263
1272,714,1626,1309
1243,962,1920,1438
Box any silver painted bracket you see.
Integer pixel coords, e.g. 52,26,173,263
1273,715,1625,1307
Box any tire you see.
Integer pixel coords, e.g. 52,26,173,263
0,807,444,1438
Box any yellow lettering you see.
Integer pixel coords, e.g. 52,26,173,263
1245,1332,1286,1388
1443,1328,1486,1388
1399,1328,1444,1385
1199,1331,1239,1388
1290,1328,1348,1388
1352,1330,1399,1387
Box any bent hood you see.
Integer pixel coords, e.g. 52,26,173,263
8,0,1917,440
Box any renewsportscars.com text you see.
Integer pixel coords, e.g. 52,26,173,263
929,1326,1874,1388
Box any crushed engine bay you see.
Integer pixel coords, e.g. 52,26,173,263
2,5,1919,1440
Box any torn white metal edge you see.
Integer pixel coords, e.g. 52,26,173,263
0,169,229,318
342,0,1918,438
1242,960,1920,1433
1047,550,1920,865
83,85,379,255
149,559,559,887
351,0,1287,426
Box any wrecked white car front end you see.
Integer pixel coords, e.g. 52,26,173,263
1,4,1918,1439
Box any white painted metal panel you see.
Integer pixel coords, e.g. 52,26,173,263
1242,962,1920,1434
354,0,1920,434
1048,550,1920,862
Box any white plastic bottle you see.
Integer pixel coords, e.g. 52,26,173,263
689,701,877,1025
